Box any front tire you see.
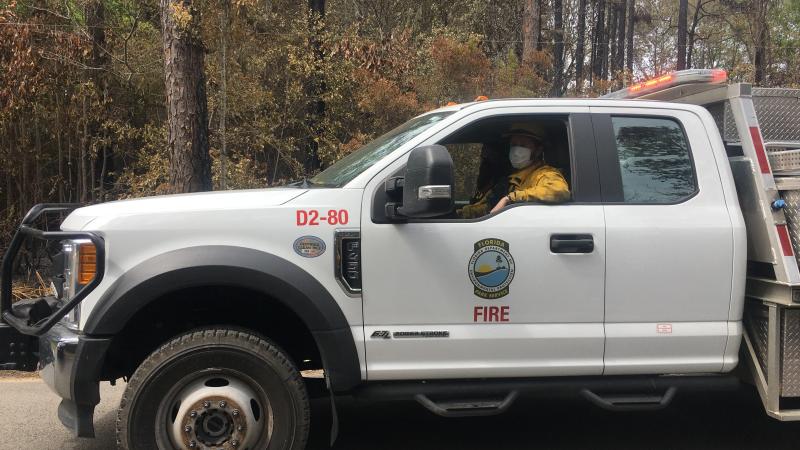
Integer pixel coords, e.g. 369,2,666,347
116,328,310,450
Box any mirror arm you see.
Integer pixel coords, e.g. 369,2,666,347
385,176,404,201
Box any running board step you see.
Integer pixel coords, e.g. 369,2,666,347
580,386,677,411
414,391,518,417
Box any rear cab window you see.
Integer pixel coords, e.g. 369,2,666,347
612,116,697,203
595,113,698,204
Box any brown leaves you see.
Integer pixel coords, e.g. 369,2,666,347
429,35,492,99
331,28,416,84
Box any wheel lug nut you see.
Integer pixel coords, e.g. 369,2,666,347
219,400,227,408
231,439,239,447
188,441,197,448
184,425,192,433
231,409,239,417
237,425,243,431
190,410,197,418
203,401,210,408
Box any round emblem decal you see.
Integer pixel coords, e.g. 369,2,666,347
468,238,515,299
293,236,326,258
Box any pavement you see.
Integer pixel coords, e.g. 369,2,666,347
1,376,799,449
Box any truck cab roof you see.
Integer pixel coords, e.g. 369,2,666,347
424,97,708,116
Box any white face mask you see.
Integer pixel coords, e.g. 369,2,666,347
509,145,533,169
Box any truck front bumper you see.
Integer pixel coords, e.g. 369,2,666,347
39,323,111,438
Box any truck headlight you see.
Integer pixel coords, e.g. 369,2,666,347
61,239,97,328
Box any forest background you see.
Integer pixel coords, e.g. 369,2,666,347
1,0,800,254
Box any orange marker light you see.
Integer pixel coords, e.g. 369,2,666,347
78,243,97,285
627,73,674,95
445,101,458,106
711,69,728,83
474,95,489,102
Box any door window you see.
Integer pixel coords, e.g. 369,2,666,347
611,116,696,203
438,115,573,219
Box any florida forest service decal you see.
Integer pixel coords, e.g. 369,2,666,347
468,238,515,299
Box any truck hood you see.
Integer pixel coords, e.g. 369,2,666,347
62,188,308,230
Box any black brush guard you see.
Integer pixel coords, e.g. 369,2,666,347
1,203,105,337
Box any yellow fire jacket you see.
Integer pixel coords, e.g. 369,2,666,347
459,162,570,218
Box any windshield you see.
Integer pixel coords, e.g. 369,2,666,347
311,111,454,187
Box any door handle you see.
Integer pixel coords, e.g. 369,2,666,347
550,234,594,254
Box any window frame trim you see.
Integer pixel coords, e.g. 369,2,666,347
594,113,700,205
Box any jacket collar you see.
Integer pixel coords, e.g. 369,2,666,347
510,160,545,181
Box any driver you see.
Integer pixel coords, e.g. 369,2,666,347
489,123,570,214
457,142,510,219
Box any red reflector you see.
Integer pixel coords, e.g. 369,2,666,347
777,224,794,257
749,127,770,174
711,69,727,83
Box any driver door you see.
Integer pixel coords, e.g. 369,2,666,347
359,107,607,380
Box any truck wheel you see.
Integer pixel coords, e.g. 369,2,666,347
116,328,310,450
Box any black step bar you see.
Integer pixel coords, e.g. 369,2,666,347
580,386,677,411
354,374,740,415
0,204,104,336
415,391,519,417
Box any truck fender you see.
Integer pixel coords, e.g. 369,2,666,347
83,245,361,391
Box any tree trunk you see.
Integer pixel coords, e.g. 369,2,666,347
19,118,28,210
575,0,587,93
592,0,607,83
34,115,42,203
677,0,688,70
536,0,543,50
87,0,112,198
551,0,564,97
2,127,9,212
615,0,626,87
219,0,230,189
686,0,703,68
752,0,769,85
5,143,11,212
604,2,615,81
522,0,541,64
80,97,88,203
56,95,64,202
67,133,73,203
609,2,618,77
626,0,635,74
306,0,325,173
161,0,212,193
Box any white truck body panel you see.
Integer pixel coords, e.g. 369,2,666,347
63,189,365,349
592,106,742,374
57,98,747,384
361,204,606,379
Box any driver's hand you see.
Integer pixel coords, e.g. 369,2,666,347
490,196,510,214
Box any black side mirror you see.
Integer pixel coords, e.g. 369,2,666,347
386,145,454,219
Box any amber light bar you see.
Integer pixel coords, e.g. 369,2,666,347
78,243,97,285
602,68,728,99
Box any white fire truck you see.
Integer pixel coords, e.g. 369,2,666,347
2,69,800,449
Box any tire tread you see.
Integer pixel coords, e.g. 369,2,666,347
116,327,310,449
